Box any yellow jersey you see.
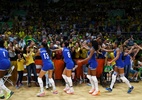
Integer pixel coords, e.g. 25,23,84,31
17,59,25,71
80,48,87,59
23,52,35,66
75,47,80,59
107,52,116,66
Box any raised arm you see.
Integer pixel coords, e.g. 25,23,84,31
132,48,140,60
137,45,142,50
124,46,134,56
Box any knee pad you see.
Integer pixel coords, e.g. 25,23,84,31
38,77,43,84
87,75,91,80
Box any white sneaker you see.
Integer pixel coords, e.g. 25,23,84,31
66,88,74,94
49,83,52,87
89,88,95,94
37,92,45,97
45,85,49,89
63,87,70,92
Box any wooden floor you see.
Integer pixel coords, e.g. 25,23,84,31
6,81,142,100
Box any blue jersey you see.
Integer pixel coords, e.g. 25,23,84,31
0,48,11,70
40,48,52,65
88,47,98,69
114,48,124,67
0,48,9,60
88,50,97,64
124,54,131,66
62,47,73,63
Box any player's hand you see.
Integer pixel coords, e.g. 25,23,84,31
77,60,82,64
72,68,75,71
107,61,111,65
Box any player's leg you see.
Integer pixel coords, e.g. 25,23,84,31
48,70,58,94
91,69,100,96
0,71,6,99
86,67,95,94
37,70,46,97
66,69,74,94
0,78,14,99
45,73,51,89
119,68,134,93
62,68,69,91
106,66,118,92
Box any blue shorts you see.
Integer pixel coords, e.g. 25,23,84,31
66,61,74,70
89,62,98,70
42,62,54,71
0,60,11,70
130,69,137,74
116,62,124,68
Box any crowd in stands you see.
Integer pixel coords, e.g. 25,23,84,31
0,0,142,86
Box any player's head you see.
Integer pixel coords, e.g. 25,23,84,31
62,41,69,47
41,41,48,48
113,41,120,48
87,39,99,51
0,39,4,48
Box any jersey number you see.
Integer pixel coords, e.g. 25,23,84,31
3,52,6,57
67,52,71,58
43,53,49,59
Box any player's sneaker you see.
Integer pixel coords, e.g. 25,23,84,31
66,88,74,94
37,92,45,97
63,87,70,92
89,89,95,94
92,91,100,96
52,90,58,94
45,85,49,89
49,83,52,87
127,86,134,93
106,87,112,92
5,91,14,100
0,94,5,99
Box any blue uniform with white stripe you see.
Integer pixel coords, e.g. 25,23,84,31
0,48,11,70
114,48,124,68
40,48,54,71
88,47,98,70
62,47,74,70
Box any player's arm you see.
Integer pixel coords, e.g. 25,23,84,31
79,48,94,63
124,46,135,56
101,48,113,52
35,49,40,56
137,45,142,50
108,49,120,64
51,48,62,52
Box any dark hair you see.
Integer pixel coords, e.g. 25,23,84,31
91,40,99,51
114,41,120,46
23,45,28,54
0,39,4,48
42,42,51,57
64,41,69,47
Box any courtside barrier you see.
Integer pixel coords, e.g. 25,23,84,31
34,59,105,79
